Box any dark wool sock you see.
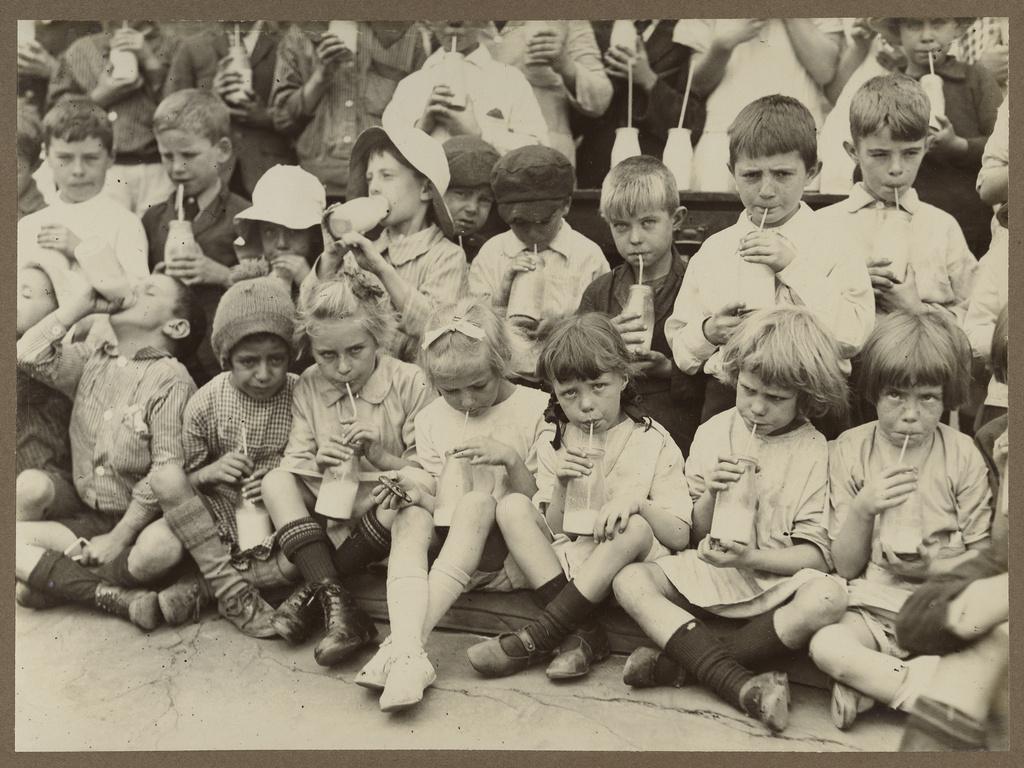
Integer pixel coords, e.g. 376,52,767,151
27,550,104,604
725,610,791,666
664,619,753,711
531,572,570,609
653,652,687,686
89,547,144,589
332,509,391,578
277,518,338,584
500,581,594,656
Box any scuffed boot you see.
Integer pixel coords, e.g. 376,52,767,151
313,580,379,667
740,671,791,733
94,584,162,631
157,573,213,626
219,586,278,639
271,582,321,644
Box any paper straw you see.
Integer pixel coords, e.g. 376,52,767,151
345,382,358,418
176,184,184,221
585,422,595,510
627,61,634,128
758,207,768,229
240,419,248,456
450,36,457,54
234,23,241,47
638,254,644,286
744,422,757,454
677,64,694,130
898,433,910,464
928,51,935,76
894,186,900,213
458,235,463,251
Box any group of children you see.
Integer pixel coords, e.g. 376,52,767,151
15,16,1007,746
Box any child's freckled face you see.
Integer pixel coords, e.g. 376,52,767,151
432,361,503,417
848,129,928,204
157,129,229,198
734,369,799,437
17,268,58,337
366,150,430,230
731,151,815,227
46,137,112,204
552,372,627,434
310,318,379,394
229,336,290,401
875,384,944,450
607,207,676,278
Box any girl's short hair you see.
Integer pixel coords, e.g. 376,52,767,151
720,307,849,419
991,305,1008,385
419,296,511,386
296,272,398,352
857,311,973,409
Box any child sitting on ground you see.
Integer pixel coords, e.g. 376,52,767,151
356,297,552,712
665,94,874,423
816,74,976,322
15,266,74,522
470,144,609,384
809,311,992,731
18,98,148,307
383,21,549,154
143,88,250,384
261,273,435,667
17,104,47,220
303,125,469,361
578,155,703,455
15,274,201,630
465,312,691,681
442,135,503,262
611,307,850,734
150,278,301,637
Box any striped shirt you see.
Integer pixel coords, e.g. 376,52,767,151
17,312,196,533
182,372,298,545
16,369,73,479
270,22,427,196
47,26,180,159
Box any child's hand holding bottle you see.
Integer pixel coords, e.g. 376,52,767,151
315,433,357,470
339,416,385,467
702,302,746,346
929,115,969,158
199,450,255,487
738,230,798,273
697,534,753,568
851,465,918,519
593,495,641,542
451,436,515,467
553,444,594,483
706,455,748,496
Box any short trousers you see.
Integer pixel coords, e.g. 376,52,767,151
466,553,531,592
36,470,82,521
52,505,119,540
849,606,910,660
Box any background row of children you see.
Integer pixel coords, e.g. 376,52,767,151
18,17,1007,254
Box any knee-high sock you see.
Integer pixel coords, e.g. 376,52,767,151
332,509,391,578
162,495,248,601
664,619,753,712
421,560,472,639
387,562,429,651
277,518,337,585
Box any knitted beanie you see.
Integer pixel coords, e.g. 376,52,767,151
211,277,296,368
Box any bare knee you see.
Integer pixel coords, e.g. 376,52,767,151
617,515,653,553
613,561,657,605
494,493,536,530
392,504,434,543
796,578,849,630
16,470,55,519
150,464,193,509
129,520,184,581
808,623,852,674
261,467,297,501
450,491,497,528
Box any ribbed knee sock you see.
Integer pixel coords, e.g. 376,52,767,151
387,567,429,649
422,560,472,638
531,572,569,609
27,550,103,604
664,619,753,711
277,518,337,584
500,581,595,655
332,509,391,578
725,610,790,666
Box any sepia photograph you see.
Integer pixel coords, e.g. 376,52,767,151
10,5,1011,754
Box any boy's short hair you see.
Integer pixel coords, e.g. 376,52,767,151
169,279,208,362
857,311,972,410
153,89,231,143
17,103,43,164
599,155,678,221
850,74,930,143
991,306,1008,384
42,96,113,154
728,94,817,171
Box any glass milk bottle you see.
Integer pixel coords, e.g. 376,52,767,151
315,454,361,520
710,456,758,546
165,219,196,270
327,20,359,53
325,196,390,238
622,284,655,354
871,206,912,282
562,440,607,537
224,43,253,106
109,24,139,82
662,127,693,192
441,42,468,109
74,237,133,304
920,73,945,131
878,478,924,557
610,127,642,168
507,248,546,323
433,451,475,527
235,497,273,550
